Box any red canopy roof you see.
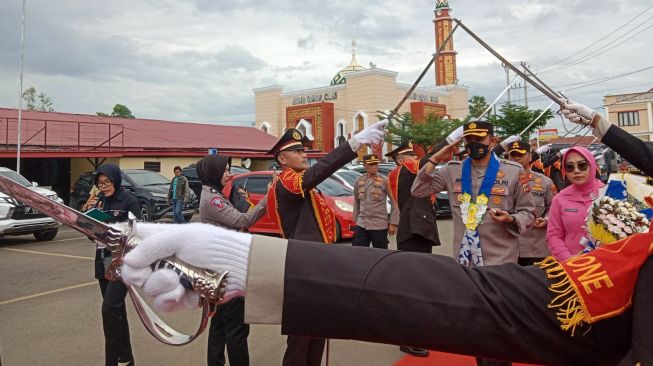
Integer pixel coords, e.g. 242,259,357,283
0,108,281,158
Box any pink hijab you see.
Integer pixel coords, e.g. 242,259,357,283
561,146,604,199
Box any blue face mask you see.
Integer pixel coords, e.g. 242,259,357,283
466,142,490,160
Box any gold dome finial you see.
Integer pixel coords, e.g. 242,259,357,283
330,39,367,85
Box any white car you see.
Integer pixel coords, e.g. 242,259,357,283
0,167,63,241
331,169,392,213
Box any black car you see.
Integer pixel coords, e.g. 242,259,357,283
182,164,249,200
70,169,199,222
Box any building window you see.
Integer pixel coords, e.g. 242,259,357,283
260,121,272,134
618,111,640,127
336,120,346,146
144,162,161,172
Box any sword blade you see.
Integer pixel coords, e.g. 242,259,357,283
453,18,565,106
0,174,116,243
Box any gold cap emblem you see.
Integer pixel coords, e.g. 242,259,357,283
469,122,477,129
292,131,301,140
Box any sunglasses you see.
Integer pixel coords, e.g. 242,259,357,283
564,161,590,172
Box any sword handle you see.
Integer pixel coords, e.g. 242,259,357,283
103,214,230,304
102,213,229,345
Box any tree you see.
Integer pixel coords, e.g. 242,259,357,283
97,104,135,118
488,103,554,139
21,86,54,112
468,95,489,119
383,112,464,153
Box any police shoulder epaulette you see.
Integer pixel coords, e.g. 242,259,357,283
501,159,523,169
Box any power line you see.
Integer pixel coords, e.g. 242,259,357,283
540,4,653,71
542,16,653,74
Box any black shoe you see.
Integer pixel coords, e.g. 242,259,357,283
399,346,429,357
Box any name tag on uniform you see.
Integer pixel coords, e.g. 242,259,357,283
564,208,578,212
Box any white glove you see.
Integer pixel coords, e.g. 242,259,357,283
536,144,552,155
121,222,252,312
446,125,464,144
354,119,387,146
499,135,520,150
561,101,596,125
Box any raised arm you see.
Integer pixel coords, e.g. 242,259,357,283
562,100,653,177
300,120,387,191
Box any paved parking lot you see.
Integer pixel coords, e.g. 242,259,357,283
0,218,454,365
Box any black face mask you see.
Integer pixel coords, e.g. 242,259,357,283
466,142,490,160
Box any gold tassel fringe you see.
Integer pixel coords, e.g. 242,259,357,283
537,256,589,336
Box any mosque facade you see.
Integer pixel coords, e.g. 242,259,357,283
254,0,468,160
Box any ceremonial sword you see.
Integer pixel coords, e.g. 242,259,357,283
0,174,228,346
453,18,595,125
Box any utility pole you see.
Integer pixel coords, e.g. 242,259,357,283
503,64,511,104
17,0,26,175
522,62,530,108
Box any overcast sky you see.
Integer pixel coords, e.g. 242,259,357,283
0,0,651,131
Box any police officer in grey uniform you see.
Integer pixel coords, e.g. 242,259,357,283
196,154,268,366
412,121,536,266
506,140,556,266
412,121,536,366
352,154,399,249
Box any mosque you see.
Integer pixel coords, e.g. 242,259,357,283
253,0,469,160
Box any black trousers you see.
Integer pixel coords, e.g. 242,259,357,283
618,258,653,365
518,257,546,266
351,226,389,249
282,336,325,366
207,297,250,366
397,235,433,253
98,278,133,366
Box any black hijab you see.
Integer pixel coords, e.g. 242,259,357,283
196,155,231,191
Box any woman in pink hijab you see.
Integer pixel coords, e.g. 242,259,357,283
546,146,604,260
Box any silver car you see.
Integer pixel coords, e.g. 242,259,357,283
0,167,62,241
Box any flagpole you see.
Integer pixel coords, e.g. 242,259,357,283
17,0,26,174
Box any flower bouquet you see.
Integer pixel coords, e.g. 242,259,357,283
584,196,650,252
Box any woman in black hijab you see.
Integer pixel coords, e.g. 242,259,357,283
196,154,269,366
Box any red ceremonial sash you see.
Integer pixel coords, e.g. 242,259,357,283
273,168,336,243
538,225,653,334
388,167,400,206
309,190,336,244
267,181,285,238
402,159,420,174
531,159,544,171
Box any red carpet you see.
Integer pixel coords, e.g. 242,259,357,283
394,351,538,366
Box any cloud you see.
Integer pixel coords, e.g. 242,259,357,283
0,0,651,128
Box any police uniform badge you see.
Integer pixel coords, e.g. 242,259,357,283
211,197,224,208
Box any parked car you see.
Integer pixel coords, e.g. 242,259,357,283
0,167,62,241
222,171,355,241
70,169,199,222
343,164,451,217
182,164,249,201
